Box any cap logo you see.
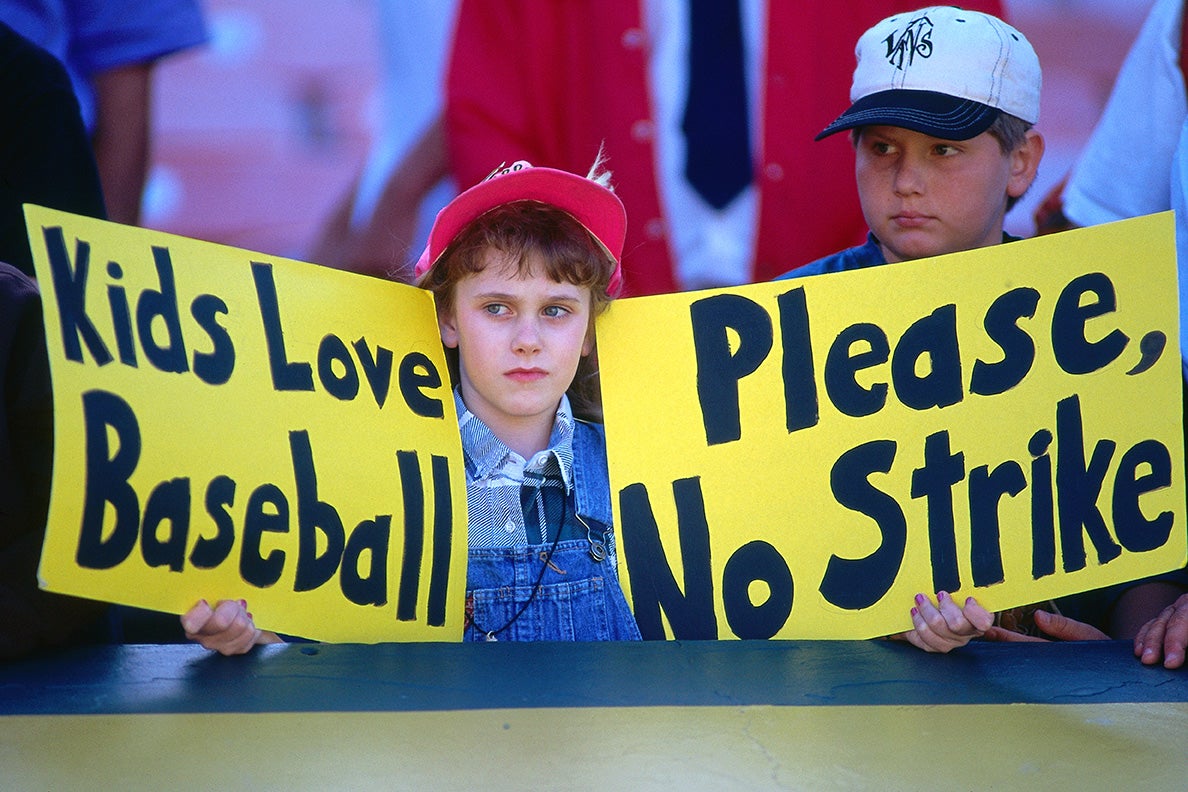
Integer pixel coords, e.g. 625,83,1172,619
817,7,1039,140
482,160,532,183
883,15,934,71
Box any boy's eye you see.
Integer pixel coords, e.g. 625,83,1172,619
933,144,958,156
484,303,508,316
870,141,895,155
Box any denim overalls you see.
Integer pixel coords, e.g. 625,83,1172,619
464,421,641,642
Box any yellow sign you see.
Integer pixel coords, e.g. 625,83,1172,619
27,205,467,642
598,214,1187,639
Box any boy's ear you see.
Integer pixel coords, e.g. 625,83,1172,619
1007,129,1045,199
438,309,460,349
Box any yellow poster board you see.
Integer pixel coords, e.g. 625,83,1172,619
598,214,1186,640
27,205,467,642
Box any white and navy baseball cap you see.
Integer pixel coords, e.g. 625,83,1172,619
816,6,1041,141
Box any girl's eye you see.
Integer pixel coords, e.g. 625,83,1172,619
484,303,507,316
543,305,569,318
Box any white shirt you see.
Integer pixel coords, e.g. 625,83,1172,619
1063,0,1186,227
350,0,460,241
1062,0,1188,369
645,0,765,290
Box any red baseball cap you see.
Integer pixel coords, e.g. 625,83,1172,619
414,160,626,294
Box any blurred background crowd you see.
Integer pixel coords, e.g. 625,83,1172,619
141,0,1152,270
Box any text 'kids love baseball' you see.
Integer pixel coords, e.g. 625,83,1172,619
28,205,468,643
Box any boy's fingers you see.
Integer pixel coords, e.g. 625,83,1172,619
1033,610,1106,641
983,626,1044,643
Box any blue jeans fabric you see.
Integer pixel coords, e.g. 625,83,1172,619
464,539,642,641
462,419,640,641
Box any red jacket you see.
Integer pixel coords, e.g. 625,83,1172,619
447,0,1005,296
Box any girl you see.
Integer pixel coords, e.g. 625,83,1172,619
414,158,639,641
183,158,640,650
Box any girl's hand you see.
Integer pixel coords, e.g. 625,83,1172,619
181,599,279,656
895,591,993,653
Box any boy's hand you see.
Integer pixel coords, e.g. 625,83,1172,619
897,591,993,653
181,599,278,656
1133,593,1188,669
982,609,1107,643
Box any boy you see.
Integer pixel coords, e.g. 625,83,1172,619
773,6,1042,652
786,7,1187,651
780,5,1043,278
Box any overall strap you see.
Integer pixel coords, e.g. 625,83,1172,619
570,419,615,527
570,419,619,562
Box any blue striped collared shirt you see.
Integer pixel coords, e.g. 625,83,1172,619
455,389,576,548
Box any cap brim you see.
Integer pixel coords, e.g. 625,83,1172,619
816,89,1000,141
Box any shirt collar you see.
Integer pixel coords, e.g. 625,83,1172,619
868,230,1020,263
454,389,576,490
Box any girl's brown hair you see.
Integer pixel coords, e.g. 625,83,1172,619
418,200,618,422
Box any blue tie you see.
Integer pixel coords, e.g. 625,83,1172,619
682,0,752,210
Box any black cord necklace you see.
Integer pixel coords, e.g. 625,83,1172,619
467,516,567,641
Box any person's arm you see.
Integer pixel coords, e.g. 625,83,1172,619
181,599,282,656
72,0,208,226
1133,592,1188,669
1061,0,1187,228
1110,580,1188,638
981,580,1185,646
90,62,152,225
309,114,450,279
0,267,108,659
892,591,994,653
446,0,550,188
0,534,109,659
